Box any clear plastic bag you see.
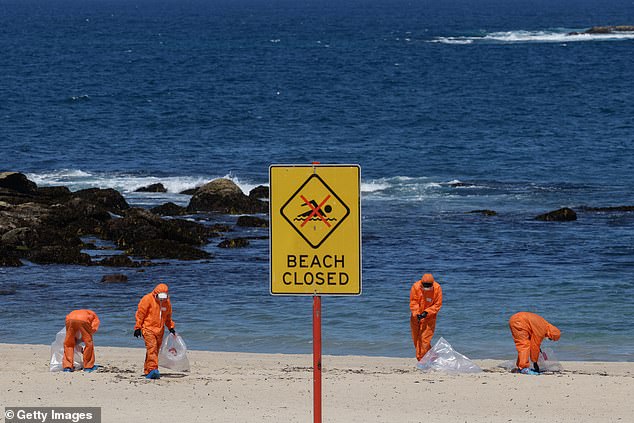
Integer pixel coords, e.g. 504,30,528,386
50,327,85,372
417,337,482,373
537,347,563,372
498,347,563,373
158,333,190,372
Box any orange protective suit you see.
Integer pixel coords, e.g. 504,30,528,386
509,312,561,370
409,273,443,361
134,283,175,374
63,309,100,370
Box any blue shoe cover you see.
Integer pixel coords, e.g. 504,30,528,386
145,369,161,379
63,368,73,373
520,368,539,375
84,365,99,373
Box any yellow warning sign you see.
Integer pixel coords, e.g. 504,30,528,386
270,164,361,295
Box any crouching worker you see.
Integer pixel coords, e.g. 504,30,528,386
509,311,561,375
134,283,176,379
63,309,100,372
409,273,443,361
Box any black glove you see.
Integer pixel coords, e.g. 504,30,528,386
134,328,142,338
169,328,176,335
533,362,540,373
417,311,428,321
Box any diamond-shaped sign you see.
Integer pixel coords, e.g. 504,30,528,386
280,174,350,248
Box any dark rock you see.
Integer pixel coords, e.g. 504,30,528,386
1,227,36,247
535,207,577,222
126,239,211,260
218,238,250,248
103,208,218,249
0,172,38,194
100,273,129,283
99,255,137,267
187,178,268,214
72,188,130,214
135,183,167,193
584,25,634,34
37,186,72,199
236,215,269,227
179,188,199,195
151,202,188,216
28,246,92,265
0,248,23,267
249,185,269,200
467,210,497,216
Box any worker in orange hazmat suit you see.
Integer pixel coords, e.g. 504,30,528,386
509,311,561,375
63,309,100,372
134,283,176,379
409,273,443,361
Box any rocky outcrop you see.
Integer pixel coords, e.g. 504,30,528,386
151,202,188,216
535,207,577,222
0,174,226,265
126,239,211,260
218,238,250,248
187,178,268,214
236,216,269,227
569,25,634,35
179,187,199,195
249,185,269,200
135,183,167,193
0,172,38,194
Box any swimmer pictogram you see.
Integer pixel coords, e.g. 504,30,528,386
281,174,350,248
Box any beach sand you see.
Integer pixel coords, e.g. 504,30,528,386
0,343,632,422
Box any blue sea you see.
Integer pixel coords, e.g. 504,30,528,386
1,0,633,362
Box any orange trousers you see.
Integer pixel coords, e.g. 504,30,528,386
142,329,163,374
509,323,533,369
63,319,94,369
410,315,437,361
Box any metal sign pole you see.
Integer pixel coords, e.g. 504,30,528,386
313,295,322,423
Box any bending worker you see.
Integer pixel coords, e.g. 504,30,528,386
134,283,176,379
409,273,443,361
63,309,100,372
509,311,561,374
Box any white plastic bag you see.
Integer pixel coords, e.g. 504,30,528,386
158,333,190,372
50,327,85,372
417,337,482,373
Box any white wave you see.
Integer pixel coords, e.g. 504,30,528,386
25,169,261,196
429,29,634,45
361,180,390,193
429,37,474,45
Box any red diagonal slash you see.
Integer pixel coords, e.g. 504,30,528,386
300,194,331,228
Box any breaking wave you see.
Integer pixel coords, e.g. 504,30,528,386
430,29,634,45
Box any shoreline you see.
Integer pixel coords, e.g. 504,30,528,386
1,343,632,422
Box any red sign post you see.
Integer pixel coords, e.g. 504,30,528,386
313,295,322,423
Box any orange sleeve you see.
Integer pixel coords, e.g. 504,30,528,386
90,311,100,333
426,284,443,317
409,283,421,316
165,301,175,330
135,295,150,330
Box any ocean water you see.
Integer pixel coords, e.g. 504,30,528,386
1,0,633,361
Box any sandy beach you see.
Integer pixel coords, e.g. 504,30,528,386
0,343,632,422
